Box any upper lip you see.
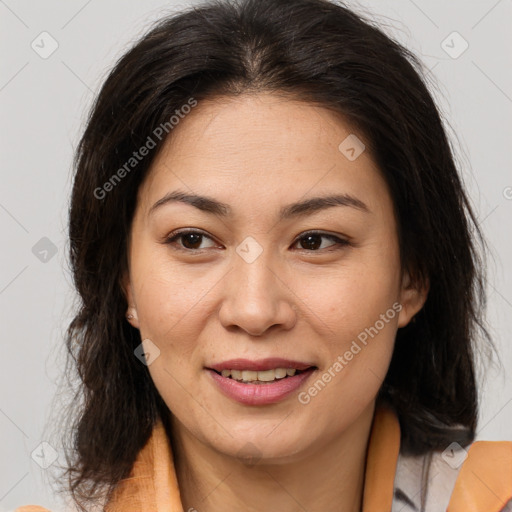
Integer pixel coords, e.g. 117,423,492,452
207,358,315,372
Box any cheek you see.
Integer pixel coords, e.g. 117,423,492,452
131,263,213,424
295,253,401,340
298,300,397,417
291,242,400,393
132,250,213,337
129,248,231,387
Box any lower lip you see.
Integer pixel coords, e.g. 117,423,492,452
207,368,316,405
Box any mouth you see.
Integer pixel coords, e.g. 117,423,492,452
210,367,314,384
205,358,318,405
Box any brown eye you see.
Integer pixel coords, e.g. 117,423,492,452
294,232,349,251
180,232,203,249
165,229,217,251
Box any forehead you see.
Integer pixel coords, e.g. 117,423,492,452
155,92,364,165
137,92,392,220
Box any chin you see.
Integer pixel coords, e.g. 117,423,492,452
205,420,316,465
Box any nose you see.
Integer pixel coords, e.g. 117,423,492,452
218,249,297,337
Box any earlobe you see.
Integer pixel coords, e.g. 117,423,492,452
397,271,429,328
121,272,140,329
125,306,139,328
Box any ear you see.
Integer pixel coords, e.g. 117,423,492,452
120,271,140,329
397,270,429,328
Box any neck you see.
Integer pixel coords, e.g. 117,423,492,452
170,402,376,512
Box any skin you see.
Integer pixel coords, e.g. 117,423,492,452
124,92,428,512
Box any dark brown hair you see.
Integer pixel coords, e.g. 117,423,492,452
60,0,490,508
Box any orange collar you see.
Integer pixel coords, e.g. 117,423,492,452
105,406,400,512
361,405,401,511
105,415,183,512
104,407,512,512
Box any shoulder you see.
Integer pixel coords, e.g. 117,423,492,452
393,440,512,512
14,507,52,512
449,440,512,511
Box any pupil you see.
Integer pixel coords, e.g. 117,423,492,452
181,234,323,250
301,235,321,250
182,233,202,249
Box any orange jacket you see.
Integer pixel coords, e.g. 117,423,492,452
16,407,512,511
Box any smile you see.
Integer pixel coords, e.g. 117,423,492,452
215,367,302,383
206,358,317,405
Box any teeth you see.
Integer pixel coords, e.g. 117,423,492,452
274,368,287,379
218,367,301,382
241,370,258,381
231,370,242,380
257,369,276,382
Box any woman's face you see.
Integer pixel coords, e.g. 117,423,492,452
125,92,426,462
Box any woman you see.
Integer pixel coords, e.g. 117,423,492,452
17,0,512,510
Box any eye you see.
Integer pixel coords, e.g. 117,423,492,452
164,229,218,251
292,231,349,252
164,229,349,253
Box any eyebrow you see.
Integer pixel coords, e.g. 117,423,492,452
149,189,370,220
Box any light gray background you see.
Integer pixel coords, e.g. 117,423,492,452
1,0,511,509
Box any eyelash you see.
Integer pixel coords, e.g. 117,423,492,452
163,229,350,254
